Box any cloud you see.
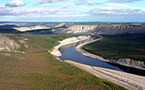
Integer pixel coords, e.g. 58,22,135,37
1,0,145,22
76,0,105,5
0,5,77,17
107,3,145,10
5,0,26,7
35,0,68,4
0,8,59,16
108,0,142,3
88,7,145,15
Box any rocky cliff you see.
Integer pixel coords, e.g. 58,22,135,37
76,37,145,70
94,24,145,35
0,34,20,52
53,24,145,35
14,26,49,32
109,58,145,69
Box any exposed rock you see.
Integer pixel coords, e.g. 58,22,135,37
0,34,20,52
94,25,145,35
109,58,145,69
53,24,145,35
19,38,29,48
75,37,145,70
65,25,97,34
55,23,66,27
14,26,49,32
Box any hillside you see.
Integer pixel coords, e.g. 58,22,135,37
0,34,20,52
0,33,125,90
83,35,145,69
1,22,145,35
53,23,145,35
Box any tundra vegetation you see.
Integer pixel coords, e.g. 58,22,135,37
83,34,145,61
0,33,126,90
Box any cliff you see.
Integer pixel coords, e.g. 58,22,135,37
14,26,49,32
53,24,145,35
0,34,20,52
109,58,145,69
76,37,145,70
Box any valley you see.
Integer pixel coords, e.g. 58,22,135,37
1,22,145,90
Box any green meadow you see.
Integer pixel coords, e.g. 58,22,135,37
83,34,145,61
0,34,126,90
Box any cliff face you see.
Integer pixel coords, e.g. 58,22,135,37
94,25,145,35
0,34,20,52
53,25,97,34
76,37,145,70
53,24,145,35
65,25,98,34
14,26,48,32
109,58,145,69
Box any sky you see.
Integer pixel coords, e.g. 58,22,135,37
0,0,145,22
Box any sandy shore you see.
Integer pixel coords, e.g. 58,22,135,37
76,37,109,62
50,36,91,56
76,37,145,70
51,36,145,90
65,60,145,90
75,38,145,90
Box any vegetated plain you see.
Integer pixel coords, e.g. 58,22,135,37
83,34,145,61
0,33,126,90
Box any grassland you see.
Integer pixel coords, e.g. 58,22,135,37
0,33,126,90
83,34,145,61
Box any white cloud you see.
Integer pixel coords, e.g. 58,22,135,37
0,8,59,16
88,7,145,15
5,0,26,7
76,0,105,5
108,0,142,3
35,0,68,4
0,0,144,22
0,5,79,17
107,3,145,10
0,5,6,8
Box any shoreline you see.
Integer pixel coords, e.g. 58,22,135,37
76,36,145,71
76,37,109,62
76,36,145,76
50,36,145,90
50,35,91,57
64,60,145,90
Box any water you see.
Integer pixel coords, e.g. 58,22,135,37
59,41,123,71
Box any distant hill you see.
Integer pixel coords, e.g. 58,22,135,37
0,25,21,33
1,22,145,35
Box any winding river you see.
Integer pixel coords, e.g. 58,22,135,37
57,39,145,90
59,40,123,71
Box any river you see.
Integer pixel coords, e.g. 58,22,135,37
59,41,123,71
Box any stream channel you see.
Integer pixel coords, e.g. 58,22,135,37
59,40,123,71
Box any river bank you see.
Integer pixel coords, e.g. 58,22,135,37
82,35,145,70
76,36,108,62
50,35,91,56
50,35,145,90
65,60,145,90
76,36,145,76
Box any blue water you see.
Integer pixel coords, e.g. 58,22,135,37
59,41,123,71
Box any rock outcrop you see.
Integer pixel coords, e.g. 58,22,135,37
94,24,145,35
109,58,145,69
53,24,145,35
0,34,20,52
14,26,49,32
